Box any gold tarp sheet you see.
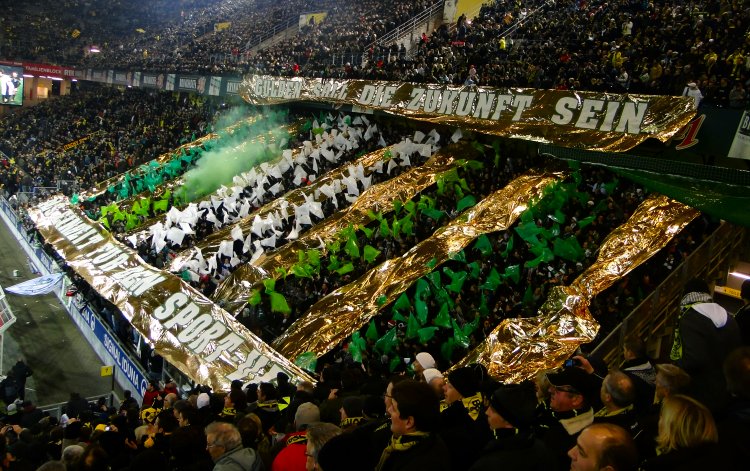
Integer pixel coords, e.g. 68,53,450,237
454,194,699,382
272,170,564,360
28,197,314,390
241,75,696,152
211,146,467,314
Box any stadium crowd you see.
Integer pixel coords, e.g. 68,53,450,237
0,1,748,470
0,294,748,471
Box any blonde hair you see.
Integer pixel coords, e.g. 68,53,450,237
657,394,717,453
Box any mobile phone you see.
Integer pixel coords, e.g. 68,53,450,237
564,358,580,368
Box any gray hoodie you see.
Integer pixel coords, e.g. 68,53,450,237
213,446,263,471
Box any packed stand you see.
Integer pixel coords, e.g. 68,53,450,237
0,83,211,199
2,296,748,471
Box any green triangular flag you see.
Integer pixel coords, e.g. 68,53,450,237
263,278,276,293
473,234,493,257
418,327,438,343
467,261,481,280
365,320,379,341
375,327,398,354
268,292,291,314
456,195,477,213
443,267,467,293
393,293,411,312
504,264,521,284
295,352,317,372
426,258,438,269
415,298,428,325
426,271,442,289
335,263,354,275
248,289,262,306
450,250,467,263
406,314,420,339
392,311,408,322
553,237,585,262
363,245,381,264
577,215,596,229
415,279,431,300
452,320,470,349
389,357,402,372
344,233,360,259
481,268,502,291
434,304,451,328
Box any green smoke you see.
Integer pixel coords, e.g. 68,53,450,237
178,107,290,201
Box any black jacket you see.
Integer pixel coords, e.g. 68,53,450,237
468,429,557,471
377,432,451,471
676,302,741,411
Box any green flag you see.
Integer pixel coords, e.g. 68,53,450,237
393,293,411,313
503,264,521,284
553,237,585,262
523,285,535,305
406,314,420,339
415,298,428,325
335,263,354,275
434,304,451,328
500,234,514,257
467,261,481,280
441,338,455,361
263,278,276,293
456,195,476,212
248,289,262,306
294,352,317,372
473,234,493,257
363,245,381,264
481,268,502,291
375,327,398,354
365,320,379,341
268,292,291,314
443,267,467,293
452,320,470,349
415,278,431,300
418,327,438,343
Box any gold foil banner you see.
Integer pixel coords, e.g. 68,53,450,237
211,146,465,314
28,196,314,389
240,75,696,152
455,194,699,382
272,170,564,361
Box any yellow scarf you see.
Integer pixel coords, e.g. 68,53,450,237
340,417,364,428
375,432,430,471
462,392,484,421
594,404,633,418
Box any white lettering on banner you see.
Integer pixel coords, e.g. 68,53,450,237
180,78,197,89
110,267,165,296
115,73,127,82
151,292,246,366
551,98,648,134
143,75,157,86
254,79,304,99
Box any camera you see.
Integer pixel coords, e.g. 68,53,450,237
564,358,581,368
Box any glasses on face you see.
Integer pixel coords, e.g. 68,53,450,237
551,385,581,395
206,443,222,449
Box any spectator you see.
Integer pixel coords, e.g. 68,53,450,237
271,402,320,471
469,382,554,471
619,337,655,413
412,352,436,380
593,371,639,437
377,379,449,470
422,368,445,399
640,394,730,470
205,421,263,471
537,367,600,470
568,423,638,471
682,82,703,108
669,279,742,411
304,422,341,471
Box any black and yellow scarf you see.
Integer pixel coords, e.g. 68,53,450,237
670,292,713,361
375,432,430,471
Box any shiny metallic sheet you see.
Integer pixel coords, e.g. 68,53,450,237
240,76,696,152
272,170,564,360
454,194,699,382
28,196,314,390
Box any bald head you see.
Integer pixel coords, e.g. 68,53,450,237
601,371,635,410
569,423,638,471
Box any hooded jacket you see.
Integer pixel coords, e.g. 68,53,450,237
213,446,262,471
671,293,741,411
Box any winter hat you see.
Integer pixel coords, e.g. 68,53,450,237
423,368,444,384
317,433,359,471
294,402,320,429
196,392,210,409
341,396,364,418
416,352,436,369
447,366,480,398
488,382,537,429
547,367,599,404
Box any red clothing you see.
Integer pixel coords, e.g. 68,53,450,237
271,431,307,471
142,388,162,408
